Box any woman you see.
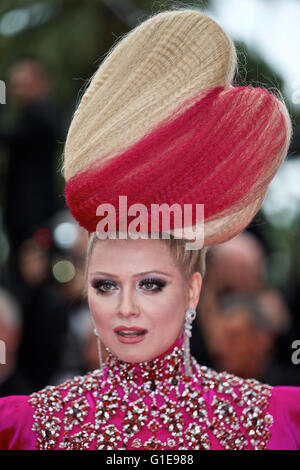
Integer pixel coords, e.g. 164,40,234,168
0,8,299,450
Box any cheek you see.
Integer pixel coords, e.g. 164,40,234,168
87,290,109,328
154,289,186,325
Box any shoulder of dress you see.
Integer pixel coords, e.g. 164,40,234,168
192,357,273,402
268,385,300,449
0,394,34,423
190,359,274,449
28,369,105,450
0,395,37,450
29,368,105,409
0,394,31,408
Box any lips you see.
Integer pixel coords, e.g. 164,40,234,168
114,326,148,337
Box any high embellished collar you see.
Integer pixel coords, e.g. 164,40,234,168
29,327,275,450
103,331,189,387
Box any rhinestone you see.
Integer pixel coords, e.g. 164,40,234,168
29,337,274,450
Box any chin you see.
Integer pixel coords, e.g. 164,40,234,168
117,348,154,364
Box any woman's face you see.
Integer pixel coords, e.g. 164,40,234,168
87,237,202,363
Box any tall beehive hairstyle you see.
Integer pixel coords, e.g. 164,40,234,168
63,8,292,246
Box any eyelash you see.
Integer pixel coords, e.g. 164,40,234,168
92,278,166,295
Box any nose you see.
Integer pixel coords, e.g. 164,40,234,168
117,285,140,318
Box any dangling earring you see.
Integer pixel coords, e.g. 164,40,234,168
184,307,196,377
94,328,104,371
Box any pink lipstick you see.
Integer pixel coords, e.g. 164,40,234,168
114,326,148,344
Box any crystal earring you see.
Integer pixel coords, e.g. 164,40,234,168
94,328,104,371
184,307,196,377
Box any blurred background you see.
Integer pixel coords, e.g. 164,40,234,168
0,0,300,395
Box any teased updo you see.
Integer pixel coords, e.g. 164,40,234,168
63,8,292,249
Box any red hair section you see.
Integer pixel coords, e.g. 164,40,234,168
65,85,289,233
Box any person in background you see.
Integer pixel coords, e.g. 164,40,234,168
0,287,33,396
205,232,267,295
0,58,61,286
208,291,300,386
193,232,268,365
49,226,94,384
12,234,68,392
196,232,299,374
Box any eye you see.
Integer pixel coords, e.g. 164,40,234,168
139,278,166,292
92,279,117,294
91,277,167,295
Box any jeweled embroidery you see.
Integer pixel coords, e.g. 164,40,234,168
29,340,273,450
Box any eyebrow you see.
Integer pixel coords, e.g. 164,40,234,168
89,270,172,278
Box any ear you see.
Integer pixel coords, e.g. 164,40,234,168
186,272,202,310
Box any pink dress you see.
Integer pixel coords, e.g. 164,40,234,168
0,332,299,450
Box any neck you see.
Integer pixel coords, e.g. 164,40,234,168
103,331,191,387
106,331,184,365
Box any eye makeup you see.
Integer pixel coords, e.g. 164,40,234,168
139,278,166,292
91,277,167,295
